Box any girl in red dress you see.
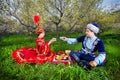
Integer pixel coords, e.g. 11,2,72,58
35,25,56,64
12,14,73,65
12,14,56,64
12,25,56,64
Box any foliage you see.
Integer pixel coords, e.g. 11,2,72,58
0,32,120,80
1,0,119,36
38,0,103,36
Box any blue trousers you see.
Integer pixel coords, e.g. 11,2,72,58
70,51,95,62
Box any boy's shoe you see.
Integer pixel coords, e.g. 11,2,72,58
70,54,91,70
78,60,91,70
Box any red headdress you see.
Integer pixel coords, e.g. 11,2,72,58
33,13,44,34
33,13,40,25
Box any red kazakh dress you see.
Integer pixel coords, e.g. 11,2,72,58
35,38,55,64
12,37,55,64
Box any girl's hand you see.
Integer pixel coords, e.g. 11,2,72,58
48,38,56,45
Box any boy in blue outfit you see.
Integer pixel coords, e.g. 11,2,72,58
60,23,106,69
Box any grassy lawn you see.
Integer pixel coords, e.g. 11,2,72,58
0,32,120,80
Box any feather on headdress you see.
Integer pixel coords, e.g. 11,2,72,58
33,13,40,25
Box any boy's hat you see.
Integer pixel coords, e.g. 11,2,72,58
86,23,99,34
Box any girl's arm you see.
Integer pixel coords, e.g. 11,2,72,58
48,38,56,45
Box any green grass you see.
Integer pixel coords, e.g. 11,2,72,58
0,32,120,80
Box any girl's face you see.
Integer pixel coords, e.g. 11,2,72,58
38,32,45,38
85,28,95,37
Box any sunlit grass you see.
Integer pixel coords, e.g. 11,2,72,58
0,32,120,80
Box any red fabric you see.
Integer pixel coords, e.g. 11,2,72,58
12,47,37,64
12,38,56,64
33,14,40,24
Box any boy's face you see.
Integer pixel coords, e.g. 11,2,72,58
85,28,95,37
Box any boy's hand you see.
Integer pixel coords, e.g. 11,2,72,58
65,50,71,55
89,61,97,67
60,37,67,41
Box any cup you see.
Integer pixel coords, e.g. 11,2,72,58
52,38,57,41
60,37,65,40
